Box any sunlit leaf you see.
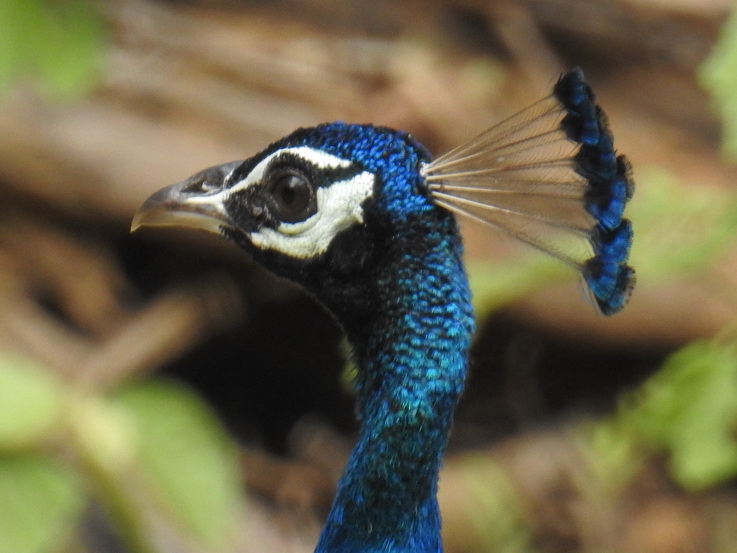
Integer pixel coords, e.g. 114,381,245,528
0,0,103,98
634,340,737,490
0,454,83,553
628,167,737,279
468,255,565,321
115,380,243,549
604,339,737,491
34,0,103,98
0,355,63,450
700,8,737,161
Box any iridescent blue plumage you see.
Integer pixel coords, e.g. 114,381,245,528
284,122,435,219
132,68,634,553
555,69,601,146
315,211,473,553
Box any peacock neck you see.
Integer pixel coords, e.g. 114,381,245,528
315,216,475,553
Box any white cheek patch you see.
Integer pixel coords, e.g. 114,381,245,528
229,146,353,194
249,171,375,259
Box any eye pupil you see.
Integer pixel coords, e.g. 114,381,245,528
271,172,315,223
276,175,301,206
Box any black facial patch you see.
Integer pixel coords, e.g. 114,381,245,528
225,185,275,233
328,224,374,274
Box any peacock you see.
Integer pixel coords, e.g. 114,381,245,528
132,68,634,553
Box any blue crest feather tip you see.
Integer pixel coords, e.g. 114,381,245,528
554,68,636,314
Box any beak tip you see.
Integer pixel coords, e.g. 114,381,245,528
130,211,143,233
131,160,244,236
130,199,158,233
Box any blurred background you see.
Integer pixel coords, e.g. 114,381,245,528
1,0,737,552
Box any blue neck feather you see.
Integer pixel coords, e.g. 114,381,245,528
315,215,475,553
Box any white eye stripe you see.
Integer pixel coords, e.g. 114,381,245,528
229,146,352,194
249,171,375,259
285,146,353,169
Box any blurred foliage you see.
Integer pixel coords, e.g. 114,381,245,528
0,1,245,549
448,335,737,552
458,456,534,553
115,382,242,548
0,354,243,553
593,337,737,492
701,7,737,161
0,0,103,99
628,166,737,279
0,356,63,451
468,255,564,318
0,454,82,553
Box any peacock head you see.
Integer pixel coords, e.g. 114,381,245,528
132,123,455,322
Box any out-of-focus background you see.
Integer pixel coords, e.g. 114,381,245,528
2,1,737,552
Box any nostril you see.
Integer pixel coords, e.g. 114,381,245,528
184,175,219,194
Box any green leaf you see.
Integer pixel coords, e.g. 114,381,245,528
0,453,83,553
34,0,103,99
0,355,63,450
613,339,737,491
638,340,737,489
0,0,29,86
700,7,737,161
114,380,243,549
628,167,737,280
468,255,567,321
0,0,103,99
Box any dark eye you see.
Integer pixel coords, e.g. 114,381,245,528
268,170,316,223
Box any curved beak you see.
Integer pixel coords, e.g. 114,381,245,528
131,161,243,235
